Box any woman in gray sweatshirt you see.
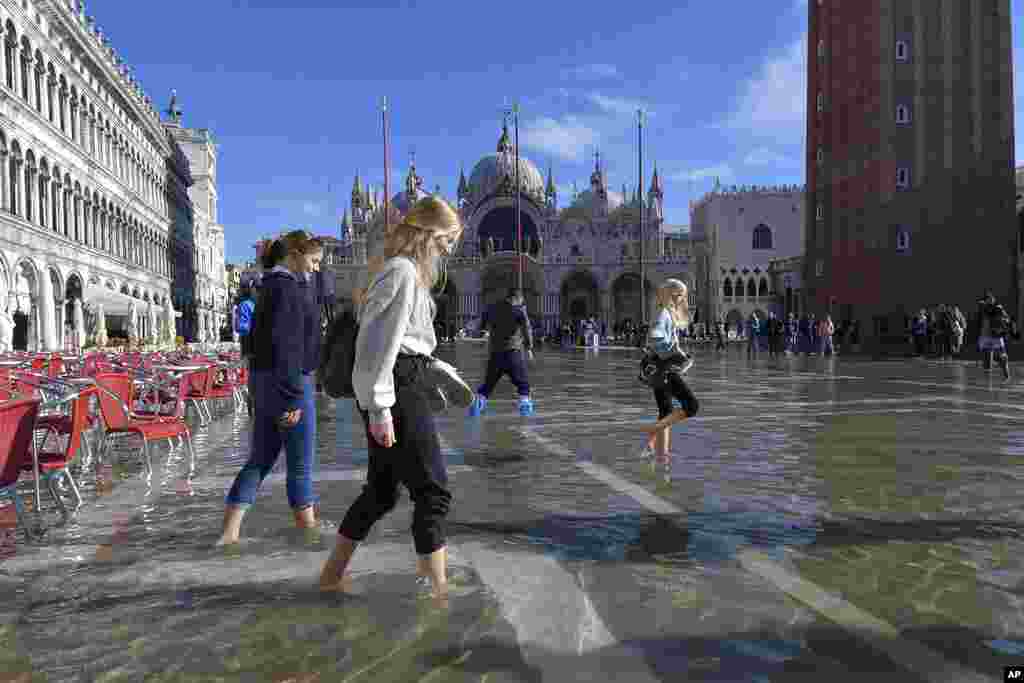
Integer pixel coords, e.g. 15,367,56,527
320,196,464,599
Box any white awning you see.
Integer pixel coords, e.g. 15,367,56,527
83,286,152,317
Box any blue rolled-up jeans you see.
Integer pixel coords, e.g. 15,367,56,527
226,371,318,510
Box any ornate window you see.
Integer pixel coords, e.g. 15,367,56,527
3,28,13,91
816,92,824,113
759,278,769,298
817,146,824,164
815,259,824,277
817,39,825,59
816,203,824,220
723,278,733,299
896,104,910,124
752,224,773,249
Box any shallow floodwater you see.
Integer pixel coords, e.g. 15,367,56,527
1,344,1023,681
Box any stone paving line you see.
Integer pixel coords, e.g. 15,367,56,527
516,426,995,683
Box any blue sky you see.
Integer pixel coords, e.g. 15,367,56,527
96,0,1024,263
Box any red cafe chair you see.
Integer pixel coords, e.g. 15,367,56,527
93,372,196,477
0,397,43,540
24,386,96,514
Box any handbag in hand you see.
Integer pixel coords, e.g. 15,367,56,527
638,350,692,388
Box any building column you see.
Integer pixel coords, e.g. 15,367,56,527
38,173,47,227
37,263,57,351
51,179,59,231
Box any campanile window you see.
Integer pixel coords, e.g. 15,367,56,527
896,40,909,61
896,229,910,252
896,167,910,189
896,104,911,124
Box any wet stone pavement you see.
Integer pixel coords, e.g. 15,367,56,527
2,343,1024,681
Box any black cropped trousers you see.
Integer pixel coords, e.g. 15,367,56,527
339,356,451,555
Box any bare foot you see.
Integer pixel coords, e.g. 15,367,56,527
319,573,353,593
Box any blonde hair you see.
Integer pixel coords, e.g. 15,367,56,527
655,278,690,327
365,196,462,291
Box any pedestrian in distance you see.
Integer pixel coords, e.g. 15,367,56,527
234,284,257,416
320,196,464,600
978,289,1012,380
639,279,700,482
217,230,324,546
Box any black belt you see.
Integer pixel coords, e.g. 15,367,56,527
394,353,429,387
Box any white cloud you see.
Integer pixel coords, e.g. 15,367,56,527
726,34,807,132
668,164,734,183
743,147,799,167
587,93,651,118
562,63,620,81
521,115,600,162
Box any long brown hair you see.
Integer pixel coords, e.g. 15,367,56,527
262,229,323,269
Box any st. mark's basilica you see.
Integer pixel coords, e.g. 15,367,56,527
325,118,807,336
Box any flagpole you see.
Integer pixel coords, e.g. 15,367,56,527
638,108,646,326
514,102,523,293
382,97,390,233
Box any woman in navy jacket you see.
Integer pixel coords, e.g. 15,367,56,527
217,230,324,545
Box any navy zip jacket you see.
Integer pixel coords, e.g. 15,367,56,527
250,268,307,412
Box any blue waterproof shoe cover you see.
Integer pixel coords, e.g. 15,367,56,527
468,395,487,417
518,397,534,417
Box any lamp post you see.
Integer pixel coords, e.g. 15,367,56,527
637,108,646,325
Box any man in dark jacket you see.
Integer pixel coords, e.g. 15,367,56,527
469,288,535,417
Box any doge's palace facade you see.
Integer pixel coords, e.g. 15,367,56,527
0,0,194,351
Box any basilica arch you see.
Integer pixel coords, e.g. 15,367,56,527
561,268,600,321
610,271,655,325
432,276,458,339
469,196,545,258
480,254,544,318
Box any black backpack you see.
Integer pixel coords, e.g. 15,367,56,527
321,309,359,399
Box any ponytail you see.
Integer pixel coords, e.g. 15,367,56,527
261,238,287,269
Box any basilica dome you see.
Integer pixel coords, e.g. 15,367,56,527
467,122,546,201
